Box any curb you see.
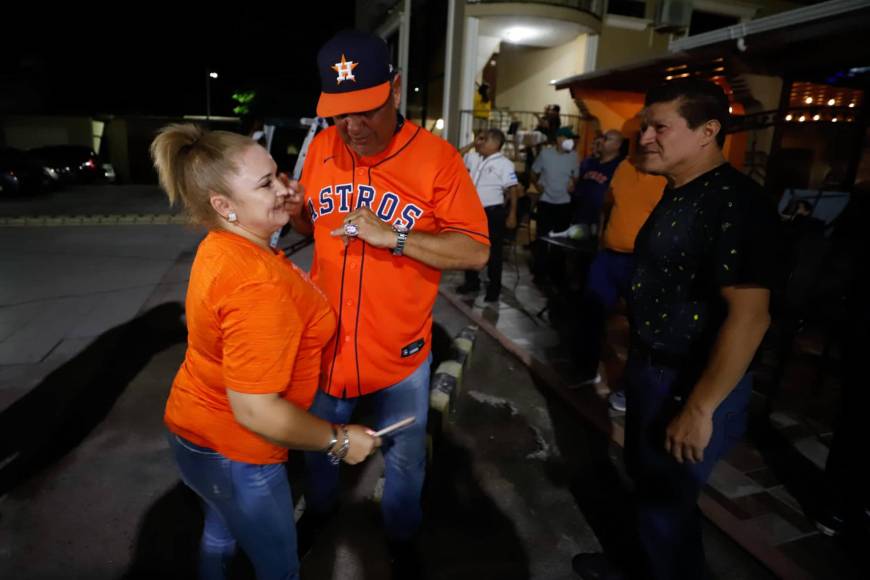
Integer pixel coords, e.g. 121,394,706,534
0,214,186,227
429,325,477,422
371,325,479,502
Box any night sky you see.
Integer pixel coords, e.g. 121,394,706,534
1,5,357,119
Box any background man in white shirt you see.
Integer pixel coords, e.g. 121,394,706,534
457,128,524,304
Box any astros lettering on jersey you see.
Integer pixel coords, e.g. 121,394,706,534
301,119,490,398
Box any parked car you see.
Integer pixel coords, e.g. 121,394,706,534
0,169,19,197
28,145,116,184
0,147,54,196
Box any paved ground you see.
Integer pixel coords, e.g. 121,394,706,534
0,184,181,218
0,185,837,579
0,294,772,580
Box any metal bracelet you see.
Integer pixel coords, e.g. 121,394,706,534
322,423,338,454
327,424,350,465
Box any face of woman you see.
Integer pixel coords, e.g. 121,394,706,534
221,145,290,237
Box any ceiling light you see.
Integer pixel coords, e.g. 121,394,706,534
505,27,534,43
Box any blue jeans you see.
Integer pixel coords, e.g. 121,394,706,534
623,356,752,580
168,434,299,580
304,355,432,542
576,249,635,378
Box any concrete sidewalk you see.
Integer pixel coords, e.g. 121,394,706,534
0,224,203,414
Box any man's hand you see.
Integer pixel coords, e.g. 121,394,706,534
331,207,396,248
278,173,305,219
664,404,713,464
506,213,517,229
567,177,577,194
663,285,771,465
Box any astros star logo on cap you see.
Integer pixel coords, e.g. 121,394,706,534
317,30,394,117
332,54,358,84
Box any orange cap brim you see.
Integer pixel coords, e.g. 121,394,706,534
316,80,391,117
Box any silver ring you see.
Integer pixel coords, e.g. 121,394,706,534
344,223,359,237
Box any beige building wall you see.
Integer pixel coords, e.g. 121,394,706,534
104,119,130,183
596,25,670,71
495,34,588,116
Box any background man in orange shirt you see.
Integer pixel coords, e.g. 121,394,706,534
573,133,666,409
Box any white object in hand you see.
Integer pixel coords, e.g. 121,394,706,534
373,417,416,437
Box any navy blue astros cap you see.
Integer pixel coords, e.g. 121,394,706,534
316,29,395,117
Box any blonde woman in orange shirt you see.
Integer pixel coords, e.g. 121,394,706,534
151,124,380,580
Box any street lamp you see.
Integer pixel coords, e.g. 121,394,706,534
207,71,219,120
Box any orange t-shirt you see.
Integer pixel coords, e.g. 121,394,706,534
164,230,336,464
603,159,667,253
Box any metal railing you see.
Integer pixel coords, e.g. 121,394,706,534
466,0,605,19
459,109,599,182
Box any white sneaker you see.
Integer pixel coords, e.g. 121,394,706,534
608,390,626,412
569,373,601,389
473,295,499,309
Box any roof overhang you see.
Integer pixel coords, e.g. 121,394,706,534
554,0,870,93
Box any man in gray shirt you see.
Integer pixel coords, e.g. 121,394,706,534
531,127,580,284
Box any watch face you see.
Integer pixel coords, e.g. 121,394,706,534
393,224,408,233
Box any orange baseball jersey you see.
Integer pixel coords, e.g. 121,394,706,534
300,119,489,398
165,230,336,464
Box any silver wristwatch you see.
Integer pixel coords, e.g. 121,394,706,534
392,224,408,256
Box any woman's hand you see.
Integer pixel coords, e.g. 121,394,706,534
342,424,381,465
278,173,305,219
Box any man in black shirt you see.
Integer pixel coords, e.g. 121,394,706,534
573,79,778,580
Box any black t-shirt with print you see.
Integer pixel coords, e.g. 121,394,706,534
628,163,780,359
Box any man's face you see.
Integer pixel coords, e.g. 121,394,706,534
474,132,487,153
637,99,715,177
479,135,501,156
333,78,400,158
591,136,603,156
601,131,623,158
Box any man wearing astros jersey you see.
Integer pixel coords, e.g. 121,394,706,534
284,30,490,570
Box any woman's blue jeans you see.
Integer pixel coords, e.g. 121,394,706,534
304,355,432,542
168,434,299,580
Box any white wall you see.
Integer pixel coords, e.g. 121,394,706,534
494,34,588,115
476,34,502,83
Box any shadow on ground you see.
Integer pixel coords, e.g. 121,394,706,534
0,302,187,496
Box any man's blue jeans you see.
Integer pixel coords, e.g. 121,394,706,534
168,434,299,580
624,355,752,580
304,355,431,542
